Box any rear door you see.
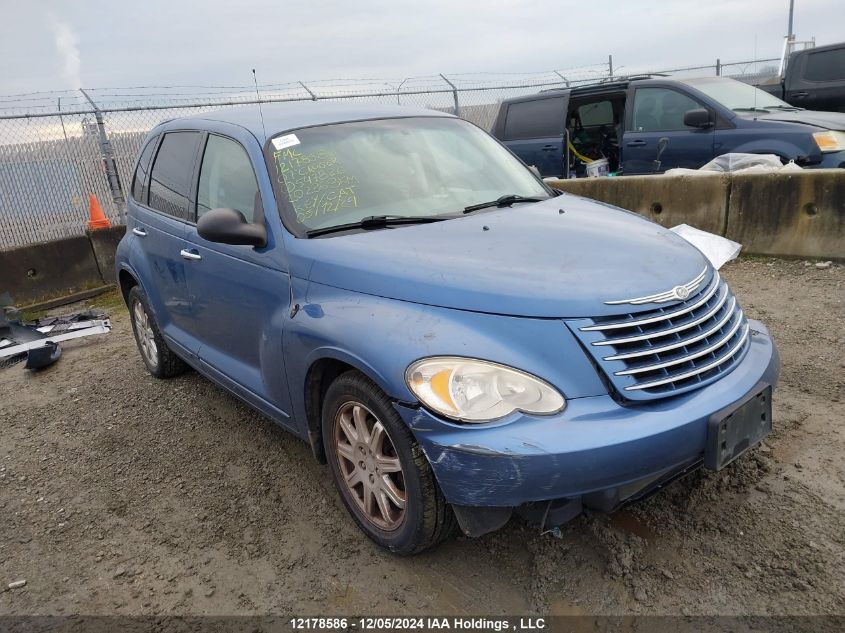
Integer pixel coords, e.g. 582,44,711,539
129,130,203,357
499,95,568,178
788,46,845,112
182,132,293,420
622,86,716,174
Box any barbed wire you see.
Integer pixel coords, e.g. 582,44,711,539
0,56,783,116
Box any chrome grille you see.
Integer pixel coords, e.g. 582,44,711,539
568,271,750,400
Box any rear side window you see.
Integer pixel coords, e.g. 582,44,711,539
631,88,704,132
802,48,845,82
503,97,566,140
148,131,202,221
577,101,614,126
197,135,260,223
131,136,157,204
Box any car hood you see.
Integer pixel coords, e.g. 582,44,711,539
752,109,845,130
290,195,710,318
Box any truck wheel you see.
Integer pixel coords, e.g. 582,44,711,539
128,286,188,379
322,370,455,555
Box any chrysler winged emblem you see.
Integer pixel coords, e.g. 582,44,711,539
605,268,707,305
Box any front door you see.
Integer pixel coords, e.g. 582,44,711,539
182,133,293,421
622,86,715,174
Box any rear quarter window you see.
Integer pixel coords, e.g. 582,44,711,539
503,97,566,140
131,136,158,204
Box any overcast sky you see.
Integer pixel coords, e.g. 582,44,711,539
1,0,840,95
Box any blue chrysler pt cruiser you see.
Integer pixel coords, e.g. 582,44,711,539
116,102,780,554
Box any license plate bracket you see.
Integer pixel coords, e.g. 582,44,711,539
704,386,772,471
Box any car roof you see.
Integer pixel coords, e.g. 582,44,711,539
499,75,684,105
159,101,454,142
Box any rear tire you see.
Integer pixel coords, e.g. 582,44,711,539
322,370,455,555
128,286,188,379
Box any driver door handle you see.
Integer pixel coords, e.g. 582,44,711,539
180,249,202,261
132,227,147,237
791,92,808,98
626,139,647,147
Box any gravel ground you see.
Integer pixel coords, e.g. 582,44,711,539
0,258,843,617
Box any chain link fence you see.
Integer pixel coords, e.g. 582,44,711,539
0,57,781,250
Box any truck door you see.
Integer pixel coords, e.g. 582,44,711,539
622,86,715,174
787,46,845,112
499,95,568,178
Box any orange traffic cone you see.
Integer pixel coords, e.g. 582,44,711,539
87,194,111,230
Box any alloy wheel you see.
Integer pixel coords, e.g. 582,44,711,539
334,401,406,531
133,301,158,369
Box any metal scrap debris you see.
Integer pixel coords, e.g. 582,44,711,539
0,293,111,370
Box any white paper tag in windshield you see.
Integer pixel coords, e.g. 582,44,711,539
271,134,300,151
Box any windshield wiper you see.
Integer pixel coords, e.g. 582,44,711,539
463,194,547,214
306,215,446,238
732,107,772,113
766,105,803,111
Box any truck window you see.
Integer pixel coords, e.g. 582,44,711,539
802,48,845,82
631,88,705,132
148,131,202,221
503,97,566,140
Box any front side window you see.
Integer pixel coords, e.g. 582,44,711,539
267,117,548,235
148,131,202,221
197,135,260,222
131,136,157,203
632,88,705,132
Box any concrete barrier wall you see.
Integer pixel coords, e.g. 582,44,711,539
548,173,730,235
0,226,125,304
3,168,844,303
727,170,845,259
550,169,845,260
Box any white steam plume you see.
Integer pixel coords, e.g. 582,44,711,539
48,15,82,89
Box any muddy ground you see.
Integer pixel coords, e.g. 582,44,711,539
0,258,843,617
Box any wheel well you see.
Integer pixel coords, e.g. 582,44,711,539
304,358,356,463
118,269,138,305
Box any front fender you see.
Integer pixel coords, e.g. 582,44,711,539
282,281,608,434
726,138,820,163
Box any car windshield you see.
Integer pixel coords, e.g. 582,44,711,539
266,116,549,234
682,77,797,111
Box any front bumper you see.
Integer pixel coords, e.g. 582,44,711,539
396,319,779,510
815,150,845,169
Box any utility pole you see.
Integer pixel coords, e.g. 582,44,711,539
608,55,613,79
79,89,124,218
787,0,795,41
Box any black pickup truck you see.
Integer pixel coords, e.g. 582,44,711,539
755,41,845,112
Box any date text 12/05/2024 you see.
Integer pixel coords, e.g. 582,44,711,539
289,617,548,631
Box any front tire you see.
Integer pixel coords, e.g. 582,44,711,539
322,371,455,555
127,286,188,379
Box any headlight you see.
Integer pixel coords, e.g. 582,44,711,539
813,130,845,152
405,357,565,422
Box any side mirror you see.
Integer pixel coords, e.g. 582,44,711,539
197,208,267,247
683,108,713,128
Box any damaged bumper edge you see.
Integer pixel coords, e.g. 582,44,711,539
395,322,779,536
